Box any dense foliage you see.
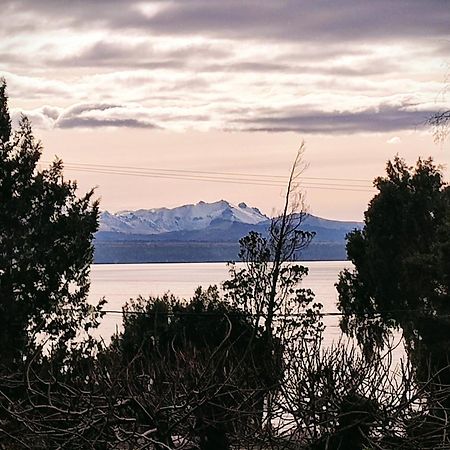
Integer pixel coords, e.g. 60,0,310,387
0,79,104,368
105,286,271,449
0,79,11,143
337,156,450,360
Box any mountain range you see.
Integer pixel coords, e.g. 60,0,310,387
99,200,267,235
94,200,362,263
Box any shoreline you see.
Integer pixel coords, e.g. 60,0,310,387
92,259,350,265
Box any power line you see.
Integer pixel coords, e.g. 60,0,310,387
40,160,375,193
64,167,374,192
98,309,344,317
42,160,372,184
69,308,450,318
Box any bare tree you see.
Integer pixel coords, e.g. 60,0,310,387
429,109,450,143
223,143,324,446
224,143,322,344
428,68,449,143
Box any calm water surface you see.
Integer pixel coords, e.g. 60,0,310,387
89,261,406,371
89,261,352,341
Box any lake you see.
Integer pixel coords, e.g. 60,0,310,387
89,260,406,369
89,261,352,342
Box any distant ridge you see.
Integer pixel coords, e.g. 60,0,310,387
94,201,362,263
99,200,267,235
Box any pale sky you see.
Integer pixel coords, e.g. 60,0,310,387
1,0,449,220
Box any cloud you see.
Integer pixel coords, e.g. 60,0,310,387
47,39,230,70
115,0,450,43
234,104,433,134
11,105,62,129
2,0,449,44
1,1,447,135
57,103,162,129
0,72,75,99
14,103,161,129
386,136,402,144
13,99,435,135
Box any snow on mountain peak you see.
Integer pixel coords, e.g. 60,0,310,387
99,200,269,235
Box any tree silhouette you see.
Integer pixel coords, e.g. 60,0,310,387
0,80,104,369
429,109,450,143
337,156,450,373
0,78,11,143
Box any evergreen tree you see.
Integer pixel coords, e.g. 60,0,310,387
337,156,450,367
0,78,11,143
0,80,103,369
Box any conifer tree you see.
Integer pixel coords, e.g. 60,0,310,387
0,78,11,143
0,80,103,368
337,156,450,366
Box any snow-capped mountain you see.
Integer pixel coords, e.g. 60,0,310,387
95,201,363,263
99,200,268,235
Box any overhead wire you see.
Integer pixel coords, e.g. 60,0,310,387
63,308,449,318
31,163,438,321
40,160,376,193
42,160,372,183
38,159,372,318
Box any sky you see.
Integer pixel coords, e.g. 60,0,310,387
1,0,449,220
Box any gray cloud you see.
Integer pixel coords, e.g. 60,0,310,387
201,58,403,77
1,1,447,135
33,36,403,79
47,40,230,70
15,103,161,129
235,104,433,134
2,0,449,44
56,103,161,129
16,99,435,135
57,116,159,129
149,1,449,43
39,105,61,121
